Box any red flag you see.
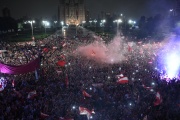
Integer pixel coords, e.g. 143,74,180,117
154,92,162,106
79,106,95,119
82,90,92,98
57,60,66,67
142,84,152,90
40,112,49,119
27,90,37,99
117,77,129,84
65,75,69,88
43,48,49,53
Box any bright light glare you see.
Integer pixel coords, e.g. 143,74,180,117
166,53,180,78
42,21,50,26
72,106,76,109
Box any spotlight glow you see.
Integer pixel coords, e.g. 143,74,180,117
158,36,180,79
166,53,180,78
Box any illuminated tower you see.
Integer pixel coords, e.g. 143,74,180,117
59,0,85,25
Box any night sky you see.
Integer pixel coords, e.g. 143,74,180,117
0,0,175,20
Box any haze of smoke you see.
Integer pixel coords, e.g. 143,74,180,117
75,34,128,64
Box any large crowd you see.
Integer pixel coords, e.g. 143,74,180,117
0,28,179,120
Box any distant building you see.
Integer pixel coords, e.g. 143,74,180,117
175,0,180,16
2,7,11,17
85,10,90,23
59,0,85,25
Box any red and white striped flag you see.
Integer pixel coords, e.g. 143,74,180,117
154,92,162,106
142,84,152,90
82,90,92,98
79,106,95,120
117,77,129,84
62,42,66,47
27,90,37,99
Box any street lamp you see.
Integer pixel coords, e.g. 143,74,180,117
42,21,50,34
82,21,86,27
54,21,57,30
169,9,174,16
94,19,97,32
25,20,35,37
169,9,173,12
89,20,92,27
128,19,136,26
61,21,64,26
101,19,106,33
113,19,122,33
61,21,64,34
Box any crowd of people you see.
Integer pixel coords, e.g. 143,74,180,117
0,27,179,120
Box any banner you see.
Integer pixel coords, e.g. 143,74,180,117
0,57,40,74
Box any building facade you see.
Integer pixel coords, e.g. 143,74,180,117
59,0,85,25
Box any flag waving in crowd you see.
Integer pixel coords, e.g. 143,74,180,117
154,92,162,106
79,106,95,120
142,84,153,90
117,76,129,84
27,90,37,99
82,90,92,98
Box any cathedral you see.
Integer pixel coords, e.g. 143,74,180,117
59,0,85,25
